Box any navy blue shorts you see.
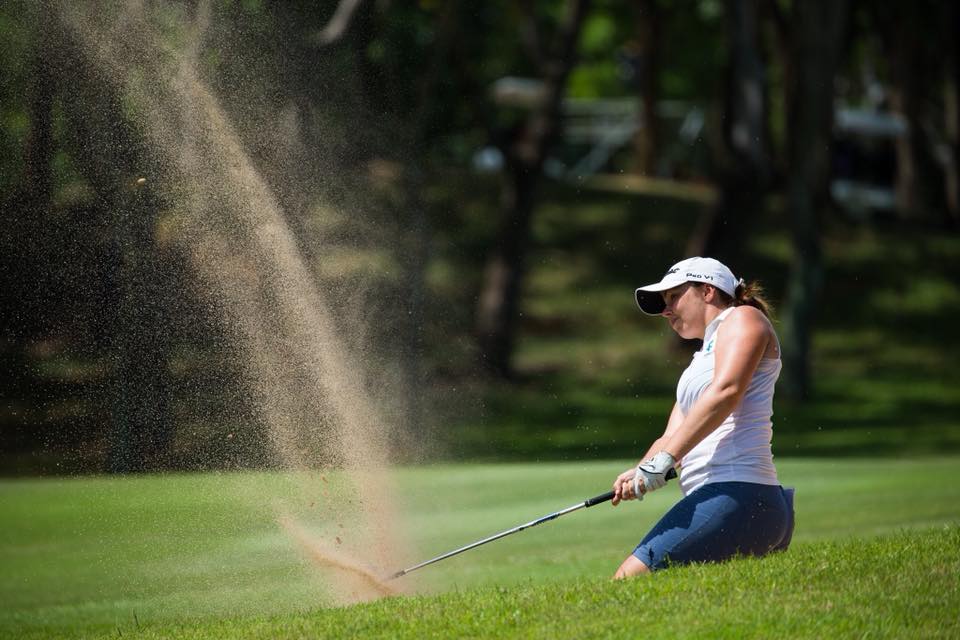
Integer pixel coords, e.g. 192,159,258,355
633,481,795,571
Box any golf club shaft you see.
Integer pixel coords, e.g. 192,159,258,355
389,468,677,580
389,500,591,579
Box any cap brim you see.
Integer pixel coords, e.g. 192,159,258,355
635,287,666,315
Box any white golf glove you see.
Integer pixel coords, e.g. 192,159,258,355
632,451,677,500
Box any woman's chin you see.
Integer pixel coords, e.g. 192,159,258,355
674,327,696,340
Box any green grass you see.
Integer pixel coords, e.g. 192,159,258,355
2,457,959,638
120,528,960,639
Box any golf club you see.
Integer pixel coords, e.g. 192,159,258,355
388,468,677,580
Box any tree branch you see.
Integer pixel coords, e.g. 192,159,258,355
315,0,368,46
517,0,548,74
762,0,789,44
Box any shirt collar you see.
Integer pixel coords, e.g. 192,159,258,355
702,307,735,351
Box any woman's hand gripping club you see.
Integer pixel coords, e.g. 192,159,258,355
612,451,678,505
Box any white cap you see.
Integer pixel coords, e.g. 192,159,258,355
634,257,742,315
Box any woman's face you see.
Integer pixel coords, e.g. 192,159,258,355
660,283,705,339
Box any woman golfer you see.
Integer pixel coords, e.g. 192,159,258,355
611,256,794,577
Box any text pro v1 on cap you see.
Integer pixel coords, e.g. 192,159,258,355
635,257,742,315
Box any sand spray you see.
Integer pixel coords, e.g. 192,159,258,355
58,1,416,603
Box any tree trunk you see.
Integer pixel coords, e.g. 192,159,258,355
0,15,56,444
943,2,960,226
632,0,660,176
55,36,174,472
686,0,767,262
24,41,54,216
21,25,55,332
888,18,923,218
873,2,948,223
475,0,591,377
476,166,538,376
780,0,849,401
393,1,462,445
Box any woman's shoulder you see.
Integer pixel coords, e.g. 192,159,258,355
714,306,779,359
721,305,774,340
726,304,769,323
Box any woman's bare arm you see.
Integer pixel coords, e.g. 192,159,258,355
640,401,684,462
612,402,684,505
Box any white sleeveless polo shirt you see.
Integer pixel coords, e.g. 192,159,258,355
676,307,781,495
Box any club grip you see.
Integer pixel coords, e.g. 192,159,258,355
583,468,678,507
584,490,615,507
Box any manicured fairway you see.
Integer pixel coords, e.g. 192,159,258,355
2,457,958,638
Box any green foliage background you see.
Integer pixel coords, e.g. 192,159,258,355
0,0,958,473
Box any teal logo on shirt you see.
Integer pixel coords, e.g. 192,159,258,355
704,337,716,354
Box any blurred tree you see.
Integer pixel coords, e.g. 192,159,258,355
13,12,55,343
0,6,55,464
475,0,592,378
773,0,851,400
948,3,960,225
308,0,467,445
686,0,769,262
629,0,662,175
55,44,175,473
353,0,465,444
0,4,181,472
869,1,952,223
